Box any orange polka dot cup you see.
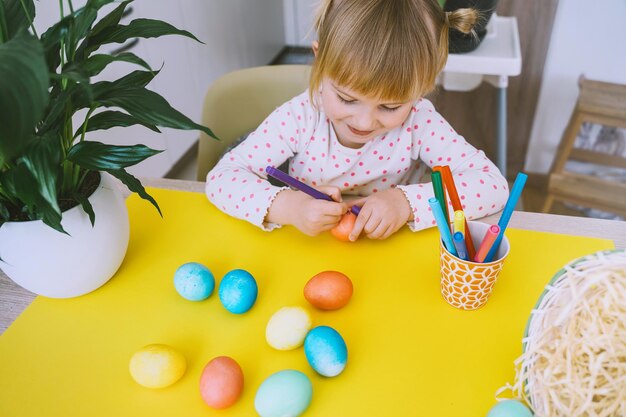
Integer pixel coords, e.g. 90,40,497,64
439,221,510,310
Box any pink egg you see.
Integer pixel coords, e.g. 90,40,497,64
199,356,244,409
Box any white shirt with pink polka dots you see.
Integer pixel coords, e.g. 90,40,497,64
206,91,509,231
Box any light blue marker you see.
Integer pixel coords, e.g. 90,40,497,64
429,197,457,256
484,172,528,262
452,232,468,260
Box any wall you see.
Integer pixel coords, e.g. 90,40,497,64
33,1,285,178
524,0,626,173
283,0,317,47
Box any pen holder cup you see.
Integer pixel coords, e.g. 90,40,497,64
439,221,510,310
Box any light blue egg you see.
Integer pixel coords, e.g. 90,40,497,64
255,370,312,417
304,326,347,377
218,269,258,314
173,262,214,301
487,400,533,417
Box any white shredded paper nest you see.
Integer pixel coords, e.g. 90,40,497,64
506,249,626,417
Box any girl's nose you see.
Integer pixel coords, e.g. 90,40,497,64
352,110,377,131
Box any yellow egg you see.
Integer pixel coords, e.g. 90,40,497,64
129,344,187,388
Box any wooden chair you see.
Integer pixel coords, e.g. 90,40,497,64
196,65,311,181
542,77,626,217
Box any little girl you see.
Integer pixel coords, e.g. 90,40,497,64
206,0,509,241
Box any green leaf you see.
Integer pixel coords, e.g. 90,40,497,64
40,14,73,71
91,69,158,98
107,168,161,216
0,163,65,233
51,67,90,84
72,189,95,226
67,141,163,170
0,201,9,222
68,7,97,57
38,81,93,135
2,0,35,40
97,87,217,139
68,0,117,59
0,32,49,162
90,0,132,38
81,52,152,76
75,0,132,59
83,18,202,56
19,133,62,214
73,111,161,138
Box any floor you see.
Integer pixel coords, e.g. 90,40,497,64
164,47,603,220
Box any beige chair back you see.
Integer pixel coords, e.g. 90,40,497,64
196,65,312,181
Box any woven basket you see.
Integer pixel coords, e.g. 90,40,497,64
516,249,626,417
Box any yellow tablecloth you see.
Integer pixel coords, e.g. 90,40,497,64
0,188,614,416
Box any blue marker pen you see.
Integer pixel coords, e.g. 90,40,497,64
452,232,468,261
483,172,528,262
429,197,457,256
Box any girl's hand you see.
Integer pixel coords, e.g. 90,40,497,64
266,186,348,236
348,188,412,241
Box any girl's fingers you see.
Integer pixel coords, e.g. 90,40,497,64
378,223,395,240
316,185,343,202
349,209,370,241
366,220,388,239
363,216,383,236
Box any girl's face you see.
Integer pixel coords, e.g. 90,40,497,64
319,78,414,149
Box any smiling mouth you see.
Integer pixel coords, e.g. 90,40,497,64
348,126,374,136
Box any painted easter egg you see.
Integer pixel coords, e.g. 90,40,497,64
304,270,353,310
199,356,244,409
330,212,357,242
254,370,313,417
129,344,186,388
266,306,312,350
218,269,258,314
174,262,215,301
304,326,347,377
486,400,533,417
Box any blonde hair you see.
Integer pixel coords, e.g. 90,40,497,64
310,0,478,103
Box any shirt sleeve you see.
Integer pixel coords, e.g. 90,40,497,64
205,93,315,230
396,99,509,232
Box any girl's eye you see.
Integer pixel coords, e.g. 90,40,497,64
380,105,400,112
337,94,355,104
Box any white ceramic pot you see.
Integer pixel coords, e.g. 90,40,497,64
0,172,130,298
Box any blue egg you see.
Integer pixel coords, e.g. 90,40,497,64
255,370,312,417
173,262,215,301
304,326,347,377
486,400,533,417
218,269,258,314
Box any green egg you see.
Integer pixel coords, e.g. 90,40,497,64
254,370,312,417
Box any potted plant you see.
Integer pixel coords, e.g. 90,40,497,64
0,0,217,297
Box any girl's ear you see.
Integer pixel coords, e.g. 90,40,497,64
312,41,319,57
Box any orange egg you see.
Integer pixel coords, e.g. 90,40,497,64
199,356,244,409
304,270,353,310
331,212,357,242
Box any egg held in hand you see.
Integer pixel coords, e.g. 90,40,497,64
129,344,186,389
330,212,357,242
304,270,353,310
199,356,244,409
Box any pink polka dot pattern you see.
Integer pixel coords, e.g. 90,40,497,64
205,90,509,232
